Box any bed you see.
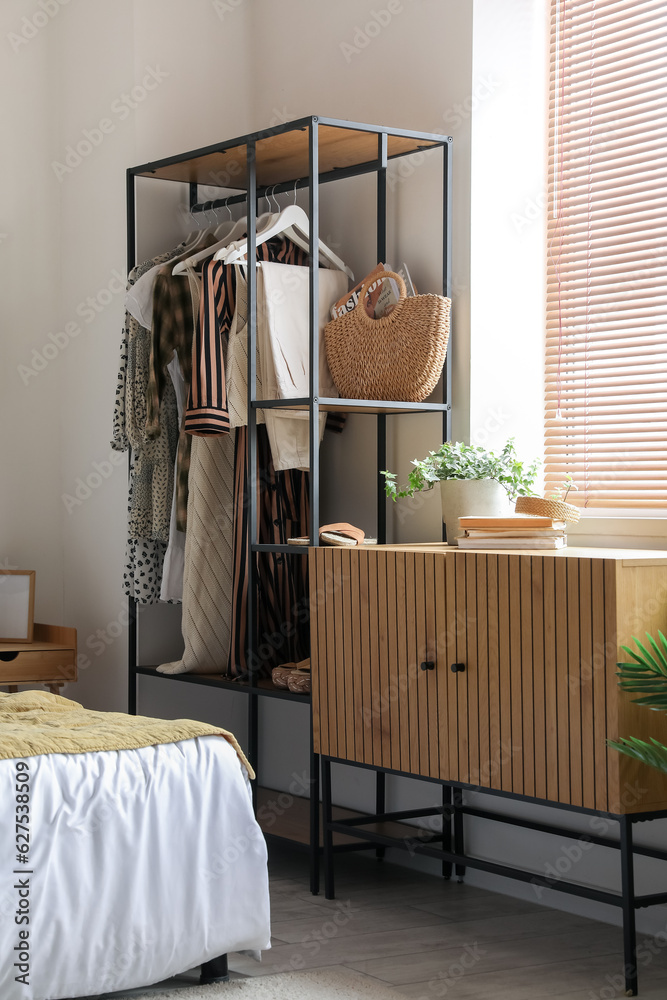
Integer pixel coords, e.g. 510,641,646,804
0,691,271,1000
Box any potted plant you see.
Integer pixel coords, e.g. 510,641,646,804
382,438,540,545
608,632,667,775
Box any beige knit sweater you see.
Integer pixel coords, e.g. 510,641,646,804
0,690,252,777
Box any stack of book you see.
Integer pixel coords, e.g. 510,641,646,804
457,515,567,549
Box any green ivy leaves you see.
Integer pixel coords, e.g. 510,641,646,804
382,438,540,502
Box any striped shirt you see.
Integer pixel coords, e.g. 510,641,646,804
185,238,307,436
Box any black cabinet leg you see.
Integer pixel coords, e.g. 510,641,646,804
322,757,335,900
442,785,452,879
620,816,638,996
375,771,386,860
310,746,320,896
200,954,229,984
453,786,466,881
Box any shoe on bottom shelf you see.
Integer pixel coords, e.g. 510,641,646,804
271,665,295,688
287,523,377,547
286,670,311,694
272,659,311,690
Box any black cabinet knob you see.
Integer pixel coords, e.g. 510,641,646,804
420,661,435,671
450,662,465,673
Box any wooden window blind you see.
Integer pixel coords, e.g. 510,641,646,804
546,0,667,508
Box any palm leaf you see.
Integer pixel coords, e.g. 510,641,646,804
630,636,662,673
610,633,667,775
620,643,645,661
616,688,667,711
623,694,667,710
607,737,667,776
616,634,667,711
647,632,667,676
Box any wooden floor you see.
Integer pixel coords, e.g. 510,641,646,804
102,841,667,999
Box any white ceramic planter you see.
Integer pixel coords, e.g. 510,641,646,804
440,479,511,545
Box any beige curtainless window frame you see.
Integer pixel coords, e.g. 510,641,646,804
546,0,667,509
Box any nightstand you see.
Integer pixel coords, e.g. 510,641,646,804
0,623,77,694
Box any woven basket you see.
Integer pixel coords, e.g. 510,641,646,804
324,270,450,402
515,496,581,522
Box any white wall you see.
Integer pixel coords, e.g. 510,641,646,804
2,0,666,940
0,0,252,715
0,0,71,627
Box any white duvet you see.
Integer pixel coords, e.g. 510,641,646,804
0,735,271,1000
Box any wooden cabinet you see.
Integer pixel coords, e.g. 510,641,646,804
0,623,77,693
309,545,667,814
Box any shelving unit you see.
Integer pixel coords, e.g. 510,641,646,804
126,115,452,895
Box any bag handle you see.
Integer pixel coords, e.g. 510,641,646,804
354,269,407,314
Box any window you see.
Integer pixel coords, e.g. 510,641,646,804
546,0,667,509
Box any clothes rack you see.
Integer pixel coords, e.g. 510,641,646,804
126,116,453,894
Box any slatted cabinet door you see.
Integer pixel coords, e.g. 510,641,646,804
433,553,471,784
456,552,616,808
449,553,515,793
440,552,536,793
310,548,444,775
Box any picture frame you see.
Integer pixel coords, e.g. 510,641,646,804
0,571,36,643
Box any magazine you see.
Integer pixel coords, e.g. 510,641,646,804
330,262,416,320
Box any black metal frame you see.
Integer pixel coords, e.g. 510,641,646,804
126,115,453,898
320,756,667,997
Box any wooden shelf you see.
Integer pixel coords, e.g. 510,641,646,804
252,397,450,415
132,118,445,189
257,786,418,848
135,665,310,703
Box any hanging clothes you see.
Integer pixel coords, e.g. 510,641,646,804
256,261,347,471
230,425,311,678
146,267,196,533
224,265,266,431
159,356,187,603
145,235,219,533
157,257,235,664
113,242,188,605
157,431,236,674
159,238,313,677
125,313,179,542
184,237,307,435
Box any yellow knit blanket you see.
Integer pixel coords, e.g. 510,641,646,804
0,690,253,778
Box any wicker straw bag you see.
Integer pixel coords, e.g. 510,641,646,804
515,496,580,522
324,270,450,402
